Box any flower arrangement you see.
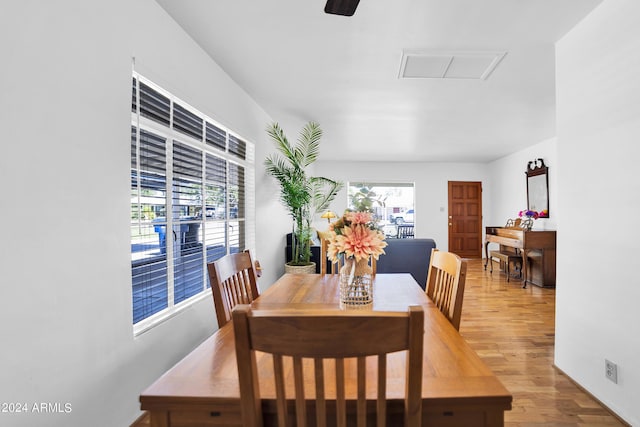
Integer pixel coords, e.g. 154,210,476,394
326,210,387,263
519,209,541,219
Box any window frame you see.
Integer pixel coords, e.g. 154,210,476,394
347,182,415,239
131,73,254,335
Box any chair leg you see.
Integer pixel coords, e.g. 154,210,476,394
516,260,526,288
512,258,524,283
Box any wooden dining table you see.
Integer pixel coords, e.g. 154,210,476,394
140,273,512,426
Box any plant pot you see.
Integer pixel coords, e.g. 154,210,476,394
284,262,316,275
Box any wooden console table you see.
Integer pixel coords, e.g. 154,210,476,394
140,273,512,426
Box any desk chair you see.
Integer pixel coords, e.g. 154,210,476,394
232,305,424,427
207,250,260,328
319,238,377,276
425,249,467,331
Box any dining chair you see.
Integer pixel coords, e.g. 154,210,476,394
425,248,467,331
232,304,424,427
320,238,377,275
207,250,260,328
320,238,341,274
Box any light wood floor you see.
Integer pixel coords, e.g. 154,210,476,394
131,258,627,426
461,258,626,426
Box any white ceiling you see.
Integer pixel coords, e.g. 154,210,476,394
155,0,602,162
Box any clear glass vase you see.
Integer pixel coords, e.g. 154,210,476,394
339,258,373,306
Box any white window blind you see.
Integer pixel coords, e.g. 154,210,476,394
131,73,254,332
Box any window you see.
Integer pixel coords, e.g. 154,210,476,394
348,182,414,238
131,74,254,332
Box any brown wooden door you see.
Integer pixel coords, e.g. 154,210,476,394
448,181,482,258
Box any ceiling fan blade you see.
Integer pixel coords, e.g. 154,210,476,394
324,0,361,16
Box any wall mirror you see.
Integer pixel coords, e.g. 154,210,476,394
526,159,549,217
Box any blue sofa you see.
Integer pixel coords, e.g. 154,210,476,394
286,233,436,287
376,238,437,290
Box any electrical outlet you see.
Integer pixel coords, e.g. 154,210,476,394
605,359,618,384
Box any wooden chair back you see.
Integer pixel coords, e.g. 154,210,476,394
232,305,424,427
425,249,467,330
320,238,377,275
320,238,341,275
207,250,260,328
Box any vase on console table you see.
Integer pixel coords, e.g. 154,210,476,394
520,218,534,231
518,209,540,231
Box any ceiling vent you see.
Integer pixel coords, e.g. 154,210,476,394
398,50,507,80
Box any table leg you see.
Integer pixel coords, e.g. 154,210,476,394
484,409,505,427
149,410,170,427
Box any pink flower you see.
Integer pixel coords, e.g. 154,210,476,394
344,211,372,225
327,210,387,263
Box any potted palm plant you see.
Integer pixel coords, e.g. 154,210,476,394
265,121,343,273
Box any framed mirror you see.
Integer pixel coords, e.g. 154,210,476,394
526,159,549,217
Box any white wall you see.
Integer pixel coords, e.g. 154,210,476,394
0,1,271,426
555,1,640,424
315,161,488,251
485,137,558,231
2,1,637,425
